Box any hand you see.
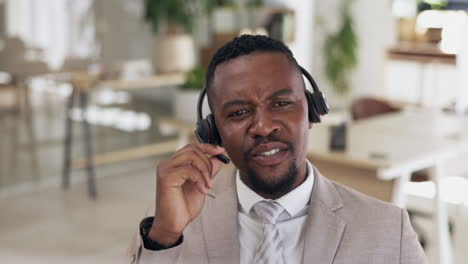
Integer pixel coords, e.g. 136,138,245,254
148,144,226,246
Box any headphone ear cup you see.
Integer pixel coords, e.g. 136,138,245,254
195,114,222,145
305,90,321,123
207,114,222,145
311,91,329,116
195,118,212,144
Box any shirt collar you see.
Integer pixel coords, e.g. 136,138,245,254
236,160,314,218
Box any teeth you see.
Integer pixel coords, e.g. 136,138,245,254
260,148,280,156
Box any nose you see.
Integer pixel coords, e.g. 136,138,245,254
247,109,280,138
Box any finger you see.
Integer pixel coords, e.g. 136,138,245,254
169,150,201,168
170,166,207,194
172,144,222,170
190,146,213,174
196,181,208,195
194,143,226,156
190,148,214,188
188,156,212,188
183,166,208,194
170,145,196,160
170,153,212,188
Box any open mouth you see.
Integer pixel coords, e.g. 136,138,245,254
249,143,290,166
254,148,284,157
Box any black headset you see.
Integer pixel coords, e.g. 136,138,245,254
195,66,329,164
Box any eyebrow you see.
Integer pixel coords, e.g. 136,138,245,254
222,99,248,111
267,88,293,100
221,89,293,111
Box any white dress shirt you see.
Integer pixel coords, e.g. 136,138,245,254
236,160,314,264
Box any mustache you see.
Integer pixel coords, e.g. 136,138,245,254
244,134,294,158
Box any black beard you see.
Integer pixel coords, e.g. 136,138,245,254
245,159,298,198
242,134,297,198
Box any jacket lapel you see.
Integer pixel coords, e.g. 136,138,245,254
201,165,240,264
302,167,346,264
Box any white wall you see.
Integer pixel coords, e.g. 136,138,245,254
94,0,154,66
265,0,316,72
5,0,72,69
313,0,396,109
456,19,468,112
276,0,315,71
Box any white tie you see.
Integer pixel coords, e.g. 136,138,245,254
252,201,286,264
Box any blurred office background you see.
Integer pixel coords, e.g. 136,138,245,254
0,0,467,263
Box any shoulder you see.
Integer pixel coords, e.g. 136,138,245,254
332,179,402,220
312,171,426,262
312,167,402,221
313,168,405,239
326,175,403,228
321,174,406,248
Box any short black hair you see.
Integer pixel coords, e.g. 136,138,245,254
206,35,300,108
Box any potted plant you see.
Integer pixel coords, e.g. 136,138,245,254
174,65,210,122
322,0,358,98
143,0,213,73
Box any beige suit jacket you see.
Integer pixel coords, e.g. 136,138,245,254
129,165,427,264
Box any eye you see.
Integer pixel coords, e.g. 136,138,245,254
274,101,291,107
229,109,248,118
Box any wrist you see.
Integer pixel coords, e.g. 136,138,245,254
148,221,182,247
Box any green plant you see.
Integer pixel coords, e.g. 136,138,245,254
143,0,215,34
246,0,264,7
323,0,358,96
212,0,235,7
418,0,448,10
212,0,263,8
180,65,206,91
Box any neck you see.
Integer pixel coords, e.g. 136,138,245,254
241,160,308,200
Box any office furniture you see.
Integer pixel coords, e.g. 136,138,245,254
308,109,468,264
61,72,185,198
384,44,458,109
350,97,400,121
0,61,48,185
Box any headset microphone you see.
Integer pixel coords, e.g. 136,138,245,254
194,126,230,164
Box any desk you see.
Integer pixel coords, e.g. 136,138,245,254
62,73,185,199
308,109,468,264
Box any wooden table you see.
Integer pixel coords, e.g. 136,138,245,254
308,109,468,264
62,73,185,199
387,44,456,65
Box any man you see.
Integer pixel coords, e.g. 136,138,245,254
129,35,426,263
